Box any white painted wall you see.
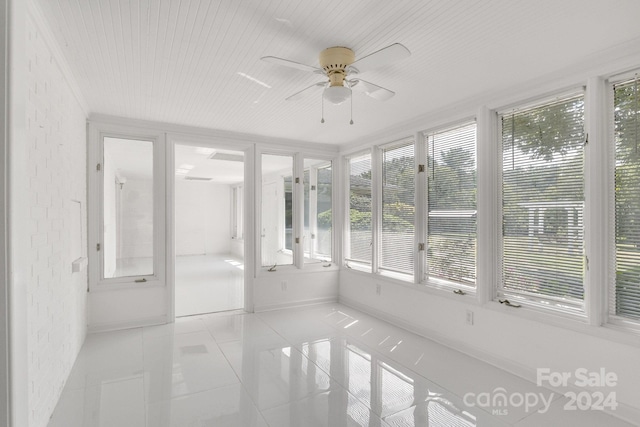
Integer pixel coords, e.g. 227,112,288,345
230,239,244,259
254,270,339,312
23,11,88,427
175,179,231,256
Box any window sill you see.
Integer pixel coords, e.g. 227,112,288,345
340,267,479,304
256,262,339,278
91,278,164,292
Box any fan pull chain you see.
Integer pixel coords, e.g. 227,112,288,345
350,90,354,125
321,95,325,124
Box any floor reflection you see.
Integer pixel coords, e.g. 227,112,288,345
50,304,626,427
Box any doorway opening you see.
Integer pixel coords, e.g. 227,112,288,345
174,144,245,316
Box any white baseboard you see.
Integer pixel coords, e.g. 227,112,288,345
254,297,338,313
338,296,640,425
88,315,168,333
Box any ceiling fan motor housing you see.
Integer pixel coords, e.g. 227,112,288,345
319,47,355,87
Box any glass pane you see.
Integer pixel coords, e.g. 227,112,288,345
614,78,640,320
103,137,154,278
261,154,294,267
426,123,477,287
347,153,372,267
381,141,415,276
502,95,584,303
304,159,332,263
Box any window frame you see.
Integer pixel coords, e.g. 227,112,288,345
256,148,338,275
607,71,640,330
344,149,374,273
258,151,296,270
88,123,167,291
303,159,333,264
496,90,587,314
420,120,478,293
376,137,417,282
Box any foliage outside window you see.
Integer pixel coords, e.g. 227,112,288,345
613,77,640,321
500,94,585,309
425,123,477,288
346,153,372,269
381,140,415,276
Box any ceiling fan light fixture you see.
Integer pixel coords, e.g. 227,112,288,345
323,86,351,105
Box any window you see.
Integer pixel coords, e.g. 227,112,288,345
612,76,640,322
425,122,477,288
303,159,332,263
102,137,154,278
261,154,294,267
380,139,415,277
346,152,372,270
500,94,585,310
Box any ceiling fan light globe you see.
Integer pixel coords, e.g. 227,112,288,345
323,86,351,105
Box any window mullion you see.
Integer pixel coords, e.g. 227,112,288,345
478,106,500,304
372,147,382,274
343,157,352,264
310,166,318,260
415,132,427,284
585,76,608,326
294,153,304,268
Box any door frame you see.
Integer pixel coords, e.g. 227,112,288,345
166,133,254,320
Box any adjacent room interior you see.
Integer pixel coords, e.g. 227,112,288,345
174,144,245,316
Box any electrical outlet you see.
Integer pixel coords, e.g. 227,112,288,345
466,310,474,326
281,281,287,291
376,284,382,296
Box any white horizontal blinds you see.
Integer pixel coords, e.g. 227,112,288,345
381,140,415,275
425,123,477,287
614,77,640,320
501,94,585,305
347,153,372,265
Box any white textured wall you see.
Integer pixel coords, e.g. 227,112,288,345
175,180,231,256
26,15,88,427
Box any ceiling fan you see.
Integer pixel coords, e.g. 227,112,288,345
261,43,411,123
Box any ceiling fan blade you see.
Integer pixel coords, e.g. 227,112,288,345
261,56,322,73
350,79,395,101
349,43,410,74
285,82,326,101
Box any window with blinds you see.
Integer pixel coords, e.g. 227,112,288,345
613,76,640,321
500,94,585,308
347,153,372,268
425,122,477,287
303,159,332,263
381,140,415,276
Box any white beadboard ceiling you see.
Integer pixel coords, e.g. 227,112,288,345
33,0,640,146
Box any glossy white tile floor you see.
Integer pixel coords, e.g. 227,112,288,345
47,303,633,427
